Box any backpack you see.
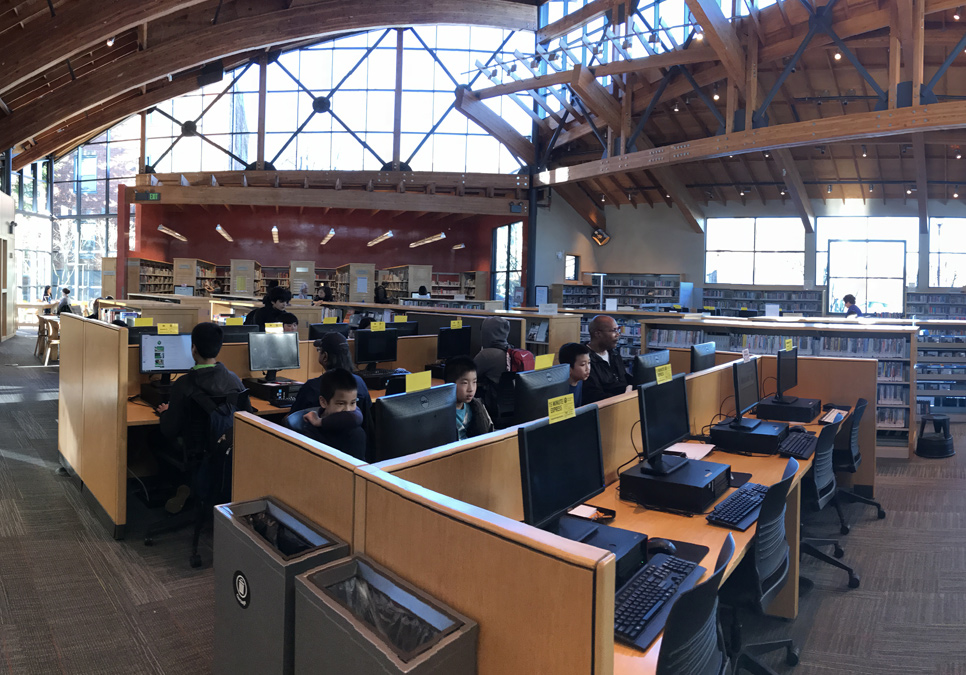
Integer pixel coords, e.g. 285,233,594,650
188,387,249,502
505,346,535,373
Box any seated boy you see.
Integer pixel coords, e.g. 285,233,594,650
285,368,367,460
444,356,494,440
558,342,591,408
279,311,299,333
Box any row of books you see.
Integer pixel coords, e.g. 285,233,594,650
728,334,817,354
919,350,966,358
876,408,909,428
907,294,966,304
877,384,909,404
918,366,966,375
917,382,966,391
877,361,908,381
646,328,706,348
817,336,910,358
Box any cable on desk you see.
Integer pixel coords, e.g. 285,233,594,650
615,420,644,476
128,395,153,408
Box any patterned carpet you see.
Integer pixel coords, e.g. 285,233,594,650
1,328,964,674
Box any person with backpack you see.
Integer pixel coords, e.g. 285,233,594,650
582,315,632,404
474,316,534,419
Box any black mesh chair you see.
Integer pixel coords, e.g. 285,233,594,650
801,421,860,588
656,533,735,675
720,458,802,675
832,399,886,527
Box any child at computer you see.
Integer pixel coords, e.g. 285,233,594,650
287,368,367,461
558,342,591,407
279,312,299,333
444,356,494,440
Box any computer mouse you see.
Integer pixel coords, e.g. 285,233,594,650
789,425,807,433
646,538,677,557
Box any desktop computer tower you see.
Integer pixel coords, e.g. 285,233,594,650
755,396,822,423
618,459,731,514
243,377,301,402
553,515,647,589
710,419,789,454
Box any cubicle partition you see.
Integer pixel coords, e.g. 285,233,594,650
100,299,201,331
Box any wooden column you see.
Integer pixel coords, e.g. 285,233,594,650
118,186,129,299
138,111,147,173
256,53,268,170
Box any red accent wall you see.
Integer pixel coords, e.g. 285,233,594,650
135,206,513,277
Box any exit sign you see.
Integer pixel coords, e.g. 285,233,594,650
134,191,161,201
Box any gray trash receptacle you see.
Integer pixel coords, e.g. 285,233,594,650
213,497,349,675
294,555,478,674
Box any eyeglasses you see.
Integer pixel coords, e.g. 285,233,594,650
596,327,620,334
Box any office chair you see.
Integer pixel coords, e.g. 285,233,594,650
144,389,249,568
719,458,802,675
832,398,886,528
801,421,860,589
656,533,734,675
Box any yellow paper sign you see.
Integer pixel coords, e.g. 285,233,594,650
673,304,681,309
406,370,432,393
394,315,408,323
235,277,247,293
371,321,386,332
158,323,179,335
450,319,463,330
548,393,576,424
655,363,672,384
265,322,283,334
133,317,153,327
784,338,794,351
740,306,748,311
226,317,244,326
535,353,555,370
322,316,337,324
704,306,715,311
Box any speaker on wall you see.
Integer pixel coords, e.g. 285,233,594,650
592,228,610,246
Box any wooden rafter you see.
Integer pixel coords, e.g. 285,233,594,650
773,148,815,232
684,0,746,91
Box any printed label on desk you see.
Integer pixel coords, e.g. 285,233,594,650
450,319,462,330
548,394,576,424
226,317,244,326
265,323,283,334
322,316,337,324
534,353,555,370
655,363,672,384
394,315,408,323
133,318,153,327
157,323,178,335
742,348,751,362
784,338,794,351
406,371,431,393
371,321,386,332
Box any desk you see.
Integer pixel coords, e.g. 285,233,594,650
126,398,282,426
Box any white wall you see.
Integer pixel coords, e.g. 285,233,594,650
533,193,601,286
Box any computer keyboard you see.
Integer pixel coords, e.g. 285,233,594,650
270,397,296,408
355,368,397,390
706,482,769,531
778,432,818,460
820,408,848,424
614,553,702,650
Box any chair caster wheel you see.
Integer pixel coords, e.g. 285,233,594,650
840,524,850,535
189,554,202,568
877,509,886,519
786,646,801,666
833,545,844,558
144,537,154,546
848,575,860,589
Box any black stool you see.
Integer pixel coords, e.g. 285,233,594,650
916,413,955,458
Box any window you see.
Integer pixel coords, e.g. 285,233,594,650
929,218,966,287
816,216,918,289
565,254,579,281
492,222,524,309
705,217,804,285
14,213,52,302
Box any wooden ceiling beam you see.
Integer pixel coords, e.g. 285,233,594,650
455,87,535,162
773,148,815,232
684,0,746,92
537,0,613,44
553,182,606,229
913,132,929,232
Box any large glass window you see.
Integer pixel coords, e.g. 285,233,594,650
929,218,966,287
492,222,524,309
827,239,907,315
705,217,804,285
14,214,52,301
816,216,918,288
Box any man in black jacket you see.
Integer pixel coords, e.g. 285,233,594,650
582,315,631,404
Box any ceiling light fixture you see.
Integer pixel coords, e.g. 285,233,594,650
907,186,914,194
955,7,962,19
320,228,335,245
106,36,115,47
367,231,393,247
764,151,770,158
780,188,786,196
215,224,233,242
957,149,963,159
834,52,842,60
410,232,446,248
955,186,961,199
695,31,704,41
672,101,680,112
452,243,466,250
739,187,745,196
869,184,874,193
827,184,833,194
158,224,186,242
271,225,279,244
713,84,720,101
861,144,867,157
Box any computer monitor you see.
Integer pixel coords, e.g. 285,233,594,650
512,364,571,425
730,358,761,430
248,332,300,382
370,384,458,462
348,313,364,328
354,329,398,371
518,405,605,532
436,326,472,361
737,309,760,318
308,322,350,340
690,342,716,373
775,347,799,404
127,325,158,345
630,349,670,386
388,321,419,337
638,374,690,476
139,334,194,387
221,324,259,343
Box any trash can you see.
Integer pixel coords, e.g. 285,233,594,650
213,497,350,675
294,555,478,674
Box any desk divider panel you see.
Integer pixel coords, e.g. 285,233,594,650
58,314,86,474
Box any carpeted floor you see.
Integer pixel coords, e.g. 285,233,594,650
1,328,964,674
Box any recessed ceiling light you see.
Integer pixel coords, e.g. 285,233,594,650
834,52,842,60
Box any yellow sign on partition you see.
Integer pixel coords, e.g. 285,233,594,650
157,323,179,335
265,323,283,334
322,316,337,324
133,317,153,327
535,353,555,370
704,306,715,311
740,306,748,311
406,370,432,393
371,321,386,332
673,304,681,309
655,363,672,384
394,315,408,323
450,319,463,330
784,338,794,351
548,393,576,424
226,317,244,326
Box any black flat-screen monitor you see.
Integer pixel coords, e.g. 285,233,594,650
221,324,259,343
630,349,670,386
775,347,799,404
730,358,761,430
127,325,158,345
436,326,472,361
139,334,194,386
512,364,571,425
389,321,419,337
737,309,760,318
354,329,398,369
690,342,716,373
638,374,690,475
370,384,458,462
248,332,300,382
308,322,350,340
518,405,604,531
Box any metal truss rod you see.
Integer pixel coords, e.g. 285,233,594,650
328,29,393,98
923,31,966,100
570,93,607,157
679,66,725,128
330,110,386,167
626,67,675,151
271,112,317,166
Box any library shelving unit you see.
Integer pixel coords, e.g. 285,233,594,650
380,264,433,301
400,297,504,311
432,271,461,298
643,316,918,458
229,259,262,297
261,265,290,291
101,257,118,297
110,257,174,295
522,313,582,362
335,263,376,303
551,273,687,309
906,289,966,319
551,283,599,309
915,320,966,422
214,265,231,292
460,271,488,300
702,285,826,316
173,258,217,296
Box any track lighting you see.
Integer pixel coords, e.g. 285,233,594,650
713,84,720,101
320,228,335,245
271,225,279,244
106,36,115,47
367,231,393,247
410,233,446,248
955,7,961,19
955,186,961,199
861,145,867,157
827,184,832,194
215,224,233,242
869,184,874,193
158,224,186,242
672,101,680,112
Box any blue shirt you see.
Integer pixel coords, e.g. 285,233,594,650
569,380,583,408
846,304,863,317
456,404,473,440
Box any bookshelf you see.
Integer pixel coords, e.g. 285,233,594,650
915,321,966,422
106,257,174,295
552,273,687,309
261,265,290,292
335,263,376,303
906,289,966,319
702,285,826,316
551,283,599,309
173,258,217,296
523,313,581,362
460,271,488,300
400,297,504,311
432,271,461,298
380,264,433,301
229,259,262,297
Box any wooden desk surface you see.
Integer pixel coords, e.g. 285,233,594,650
126,398,280,426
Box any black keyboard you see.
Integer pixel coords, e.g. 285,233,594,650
706,482,769,531
778,432,818,460
355,368,396,390
270,397,296,408
614,553,703,650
